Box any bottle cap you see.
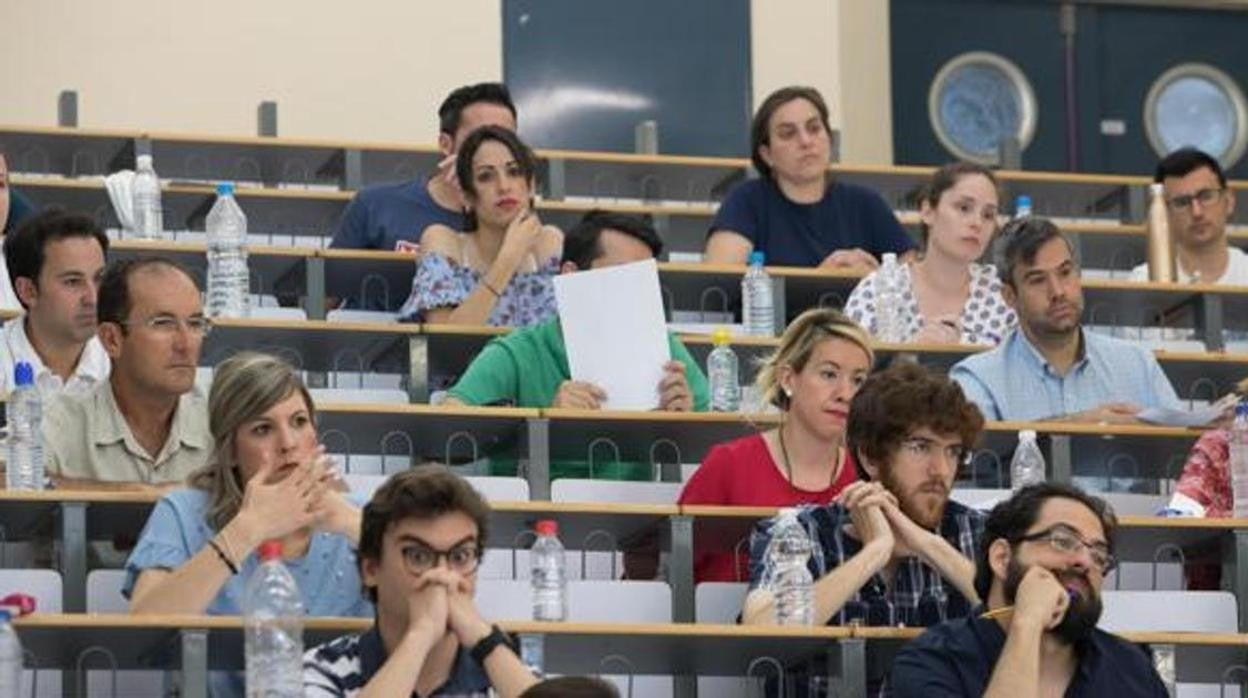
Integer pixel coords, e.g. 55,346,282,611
748,251,765,266
881,252,897,265
216,182,235,196
534,519,558,536
1149,183,1165,196
1018,429,1037,441
14,361,34,387
1015,194,1032,209
258,540,283,561
711,327,731,346
136,154,153,168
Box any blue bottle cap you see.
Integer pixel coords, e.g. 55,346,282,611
0,608,10,622
14,361,34,386
1015,195,1032,211
748,251,766,266
216,182,235,196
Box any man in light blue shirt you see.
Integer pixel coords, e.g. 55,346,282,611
951,218,1182,422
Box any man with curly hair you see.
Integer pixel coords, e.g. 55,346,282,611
743,362,987,628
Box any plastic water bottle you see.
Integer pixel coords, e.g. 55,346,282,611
531,520,566,621
205,182,252,318
1014,194,1032,219
6,362,44,491
742,251,775,337
524,520,566,676
0,609,21,698
707,327,741,412
767,508,814,626
873,252,906,342
244,541,304,698
1229,401,1248,518
1010,429,1046,491
131,154,164,239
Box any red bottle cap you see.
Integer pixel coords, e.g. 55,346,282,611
258,540,283,561
534,519,558,536
0,593,35,616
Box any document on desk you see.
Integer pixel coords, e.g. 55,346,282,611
554,258,670,410
1137,395,1236,427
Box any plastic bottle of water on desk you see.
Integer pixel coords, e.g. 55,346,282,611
1229,400,1248,518
1014,194,1032,219
131,154,164,239
768,508,814,626
741,251,775,337
0,609,22,698
1010,430,1046,491
244,541,304,698
524,519,566,676
707,327,741,412
873,252,907,342
205,182,251,318
6,362,43,491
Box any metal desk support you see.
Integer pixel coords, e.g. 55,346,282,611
1235,530,1248,632
408,336,429,404
304,256,327,321
666,515,695,624
831,637,867,698
1048,435,1073,484
526,418,551,501
180,628,209,698
59,502,87,613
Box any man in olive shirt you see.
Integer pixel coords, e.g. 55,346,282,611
444,211,709,479
44,257,210,490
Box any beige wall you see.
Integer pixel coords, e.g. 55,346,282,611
0,0,503,143
1,0,894,161
750,0,894,164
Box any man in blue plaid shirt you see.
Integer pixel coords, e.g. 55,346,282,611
744,362,986,628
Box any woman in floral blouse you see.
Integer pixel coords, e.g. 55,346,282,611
845,162,1015,346
400,126,562,326
1171,383,1248,517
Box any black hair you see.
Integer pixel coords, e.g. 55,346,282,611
1155,147,1226,188
96,257,197,328
437,82,517,137
4,209,109,310
561,209,663,270
750,86,832,181
995,216,1073,289
973,482,1118,600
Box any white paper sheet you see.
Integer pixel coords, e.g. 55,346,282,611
553,259,670,410
1137,394,1236,427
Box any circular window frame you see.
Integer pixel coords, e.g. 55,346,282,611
927,51,1038,165
1143,62,1248,169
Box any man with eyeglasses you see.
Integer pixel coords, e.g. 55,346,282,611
743,363,987,634
304,465,537,697
43,257,211,490
1131,147,1244,285
891,482,1167,697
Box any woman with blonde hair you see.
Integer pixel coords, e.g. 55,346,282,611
678,308,874,582
124,353,370,665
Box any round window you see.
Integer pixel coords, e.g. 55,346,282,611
1144,63,1247,168
928,52,1037,165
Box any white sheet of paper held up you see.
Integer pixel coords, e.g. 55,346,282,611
553,258,670,410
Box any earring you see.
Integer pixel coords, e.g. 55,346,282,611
784,388,793,398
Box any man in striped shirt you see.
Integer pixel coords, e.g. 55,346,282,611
743,362,987,628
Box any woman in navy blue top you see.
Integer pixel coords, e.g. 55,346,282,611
704,86,914,269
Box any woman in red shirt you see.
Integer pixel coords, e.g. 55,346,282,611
678,307,873,582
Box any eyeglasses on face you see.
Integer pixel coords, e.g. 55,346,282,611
898,436,971,467
1015,523,1116,573
118,315,213,336
399,542,482,574
1166,187,1225,212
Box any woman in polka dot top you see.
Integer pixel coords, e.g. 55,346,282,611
845,162,1016,346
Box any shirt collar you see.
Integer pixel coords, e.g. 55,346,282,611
5,316,110,383
93,382,209,452
1010,327,1089,377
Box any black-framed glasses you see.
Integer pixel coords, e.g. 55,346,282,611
1014,523,1116,573
1167,187,1225,212
117,315,213,337
399,542,482,575
898,436,972,467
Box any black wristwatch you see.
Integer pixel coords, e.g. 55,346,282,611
469,624,512,664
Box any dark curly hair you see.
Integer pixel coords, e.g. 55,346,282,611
846,362,984,479
357,464,491,603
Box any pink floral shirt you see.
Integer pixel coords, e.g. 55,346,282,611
1175,429,1232,517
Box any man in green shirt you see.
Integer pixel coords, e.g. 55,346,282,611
444,210,709,479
